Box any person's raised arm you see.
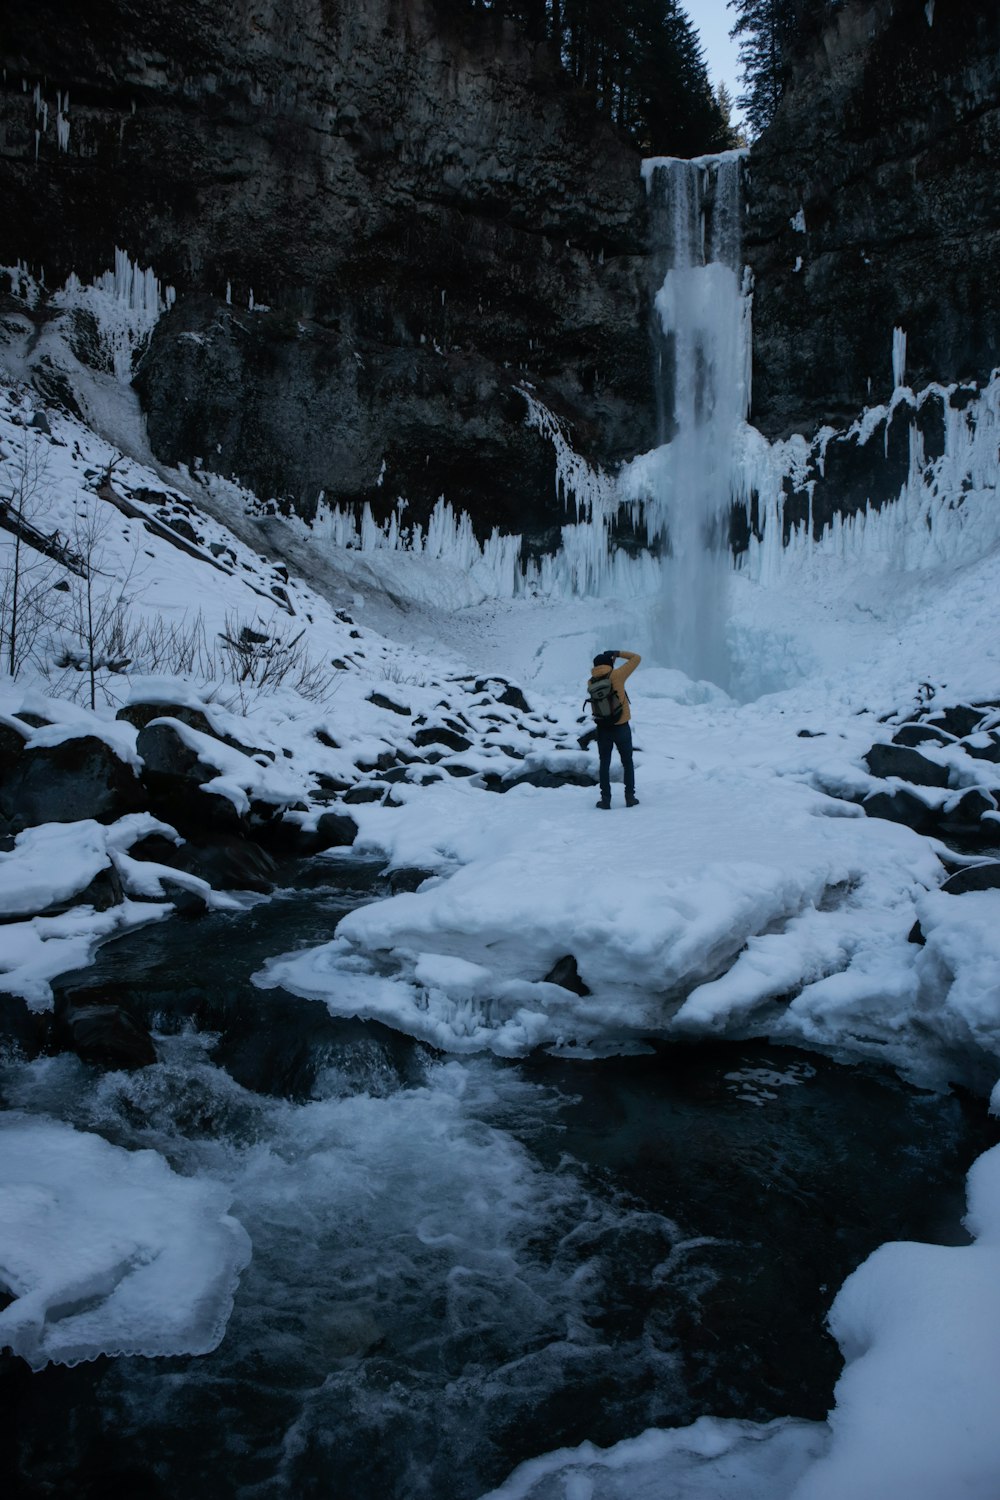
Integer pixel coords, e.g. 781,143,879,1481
614,650,641,682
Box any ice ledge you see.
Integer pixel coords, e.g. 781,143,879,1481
0,1114,251,1370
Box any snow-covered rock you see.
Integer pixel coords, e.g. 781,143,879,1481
0,1113,251,1370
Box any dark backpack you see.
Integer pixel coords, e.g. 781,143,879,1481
584,673,623,725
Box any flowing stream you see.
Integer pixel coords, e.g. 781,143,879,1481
1,855,994,1499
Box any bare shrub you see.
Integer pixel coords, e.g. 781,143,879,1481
0,435,66,676
216,612,339,710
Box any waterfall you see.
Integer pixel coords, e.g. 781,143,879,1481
629,153,751,687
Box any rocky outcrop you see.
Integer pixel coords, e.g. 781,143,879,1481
0,0,652,547
0,733,143,834
859,700,1000,852
745,0,1000,439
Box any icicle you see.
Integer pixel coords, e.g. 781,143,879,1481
55,91,70,151
892,326,907,390
51,247,172,382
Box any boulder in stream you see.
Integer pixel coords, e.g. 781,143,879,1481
54,995,158,1071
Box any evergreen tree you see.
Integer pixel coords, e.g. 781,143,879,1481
441,0,734,157
714,82,747,149
727,0,837,137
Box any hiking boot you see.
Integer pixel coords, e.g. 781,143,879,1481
625,794,639,808
596,798,611,810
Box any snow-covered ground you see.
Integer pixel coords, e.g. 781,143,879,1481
1,332,1000,1494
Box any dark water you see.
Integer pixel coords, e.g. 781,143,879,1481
1,859,996,1500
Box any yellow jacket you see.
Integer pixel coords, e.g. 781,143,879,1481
589,651,640,725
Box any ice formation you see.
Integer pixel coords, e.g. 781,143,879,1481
52,248,175,382
735,373,1000,591
629,153,751,684
0,1114,251,1370
892,325,907,389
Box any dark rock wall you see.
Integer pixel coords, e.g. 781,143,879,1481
5,0,1000,542
745,0,1000,439
1,0,652,545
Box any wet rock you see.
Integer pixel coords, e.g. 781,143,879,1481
544,955,591,996
368,693,411,716
962,732,1000,764
312,811,359,850
475,678,532,714
312,772,353,799
356,750,396,773
413,726,472,753
162,882,211,918
136,720,242,835
130,832,278,894
344,785,387,804
267,810,358,856
0,735,143,833
927,706,988,738
0,991,45,1059
498,685,531,713
55,996,157,1070
939,788,998,846
864,743,950,787
212,1000,424,1102
862,787,936,834
0,717,28,780
40,860,125,916
500,766,595,792
386,867,434,894
119,702,264,759
376,766,412,784
941,862,1000,896
892,723,955,750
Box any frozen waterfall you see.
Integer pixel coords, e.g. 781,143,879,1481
627,153,751,688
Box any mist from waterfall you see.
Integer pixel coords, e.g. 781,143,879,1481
630,153,751,688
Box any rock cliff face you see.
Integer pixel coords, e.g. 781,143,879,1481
5,0,1000,548
745,0,1000,439
0,0,651,548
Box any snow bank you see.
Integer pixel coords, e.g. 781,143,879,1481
790,1143,1000,1500
256,743,952,1065
0,821,113,917
0,905,162,1009
477,1416,828,1500
0,1113,250,1370
0,813,225,1006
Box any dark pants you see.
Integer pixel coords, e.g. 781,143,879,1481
597,723,634,801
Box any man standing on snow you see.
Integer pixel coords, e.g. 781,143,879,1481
583,649,641,809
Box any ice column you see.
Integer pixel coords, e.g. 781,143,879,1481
892,326,907,390
638,154,750,686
